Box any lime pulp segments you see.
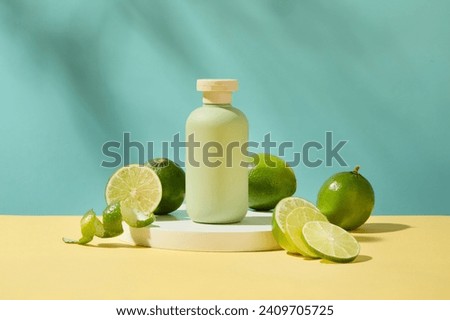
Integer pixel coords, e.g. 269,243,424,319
272,197,320,253
301,221,360,263
285,207,328,258
105,165,162,227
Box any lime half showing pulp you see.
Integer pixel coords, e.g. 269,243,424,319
105,165,162,227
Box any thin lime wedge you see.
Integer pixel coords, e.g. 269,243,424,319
301,221,360,263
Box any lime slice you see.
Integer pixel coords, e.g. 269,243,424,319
301,221,360,263
105,165,162,227
285,207,328,257
272,197,318,252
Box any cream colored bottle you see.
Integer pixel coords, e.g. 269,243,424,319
185,79,248,224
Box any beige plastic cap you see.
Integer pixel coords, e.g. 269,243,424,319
197,79,238,104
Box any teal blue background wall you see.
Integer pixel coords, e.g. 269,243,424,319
1,0,449,215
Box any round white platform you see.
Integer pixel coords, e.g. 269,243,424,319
120,208,281,252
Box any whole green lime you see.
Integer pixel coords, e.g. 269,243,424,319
248,153,297,211
317,166,375,230
146,158,185,215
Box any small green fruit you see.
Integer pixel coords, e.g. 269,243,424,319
146,158,185,215
317,166,375,231
248,153,297,211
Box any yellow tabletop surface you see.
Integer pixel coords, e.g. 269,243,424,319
1,215,449,300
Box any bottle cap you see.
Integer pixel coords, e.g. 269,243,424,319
197,79,238,104
197,79,238,92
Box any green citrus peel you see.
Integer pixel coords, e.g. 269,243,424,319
63,164,162,245
63,202,155,245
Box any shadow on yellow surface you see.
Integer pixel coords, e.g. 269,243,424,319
286,252,317,261
354,222,410,233
286,252,373,264
93,243,148,249
320,255,373,264
353,235,383,243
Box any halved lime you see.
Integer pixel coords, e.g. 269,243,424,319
301,221,360,263
105,165,162,227
285,207,328,257
272,197,318,253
